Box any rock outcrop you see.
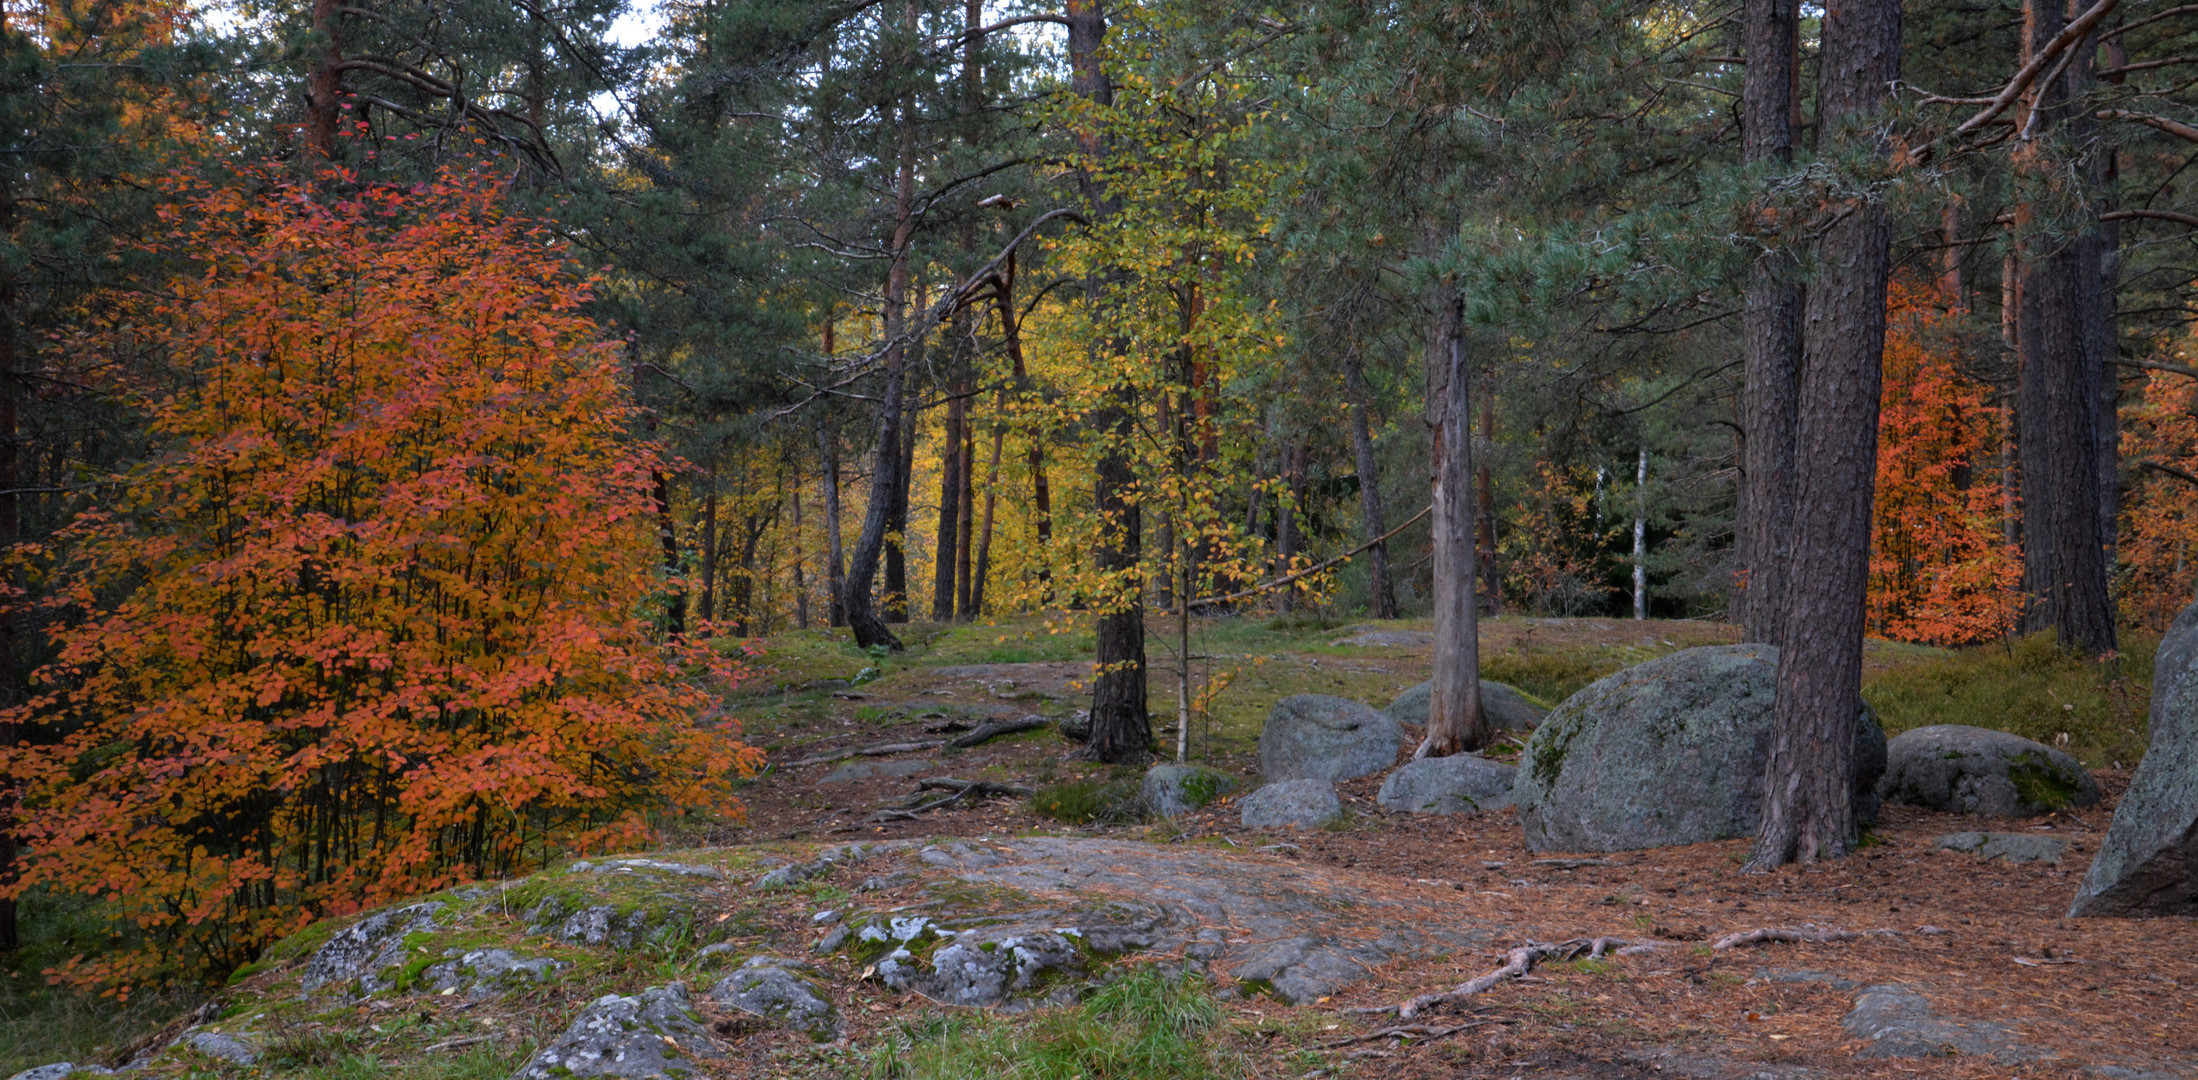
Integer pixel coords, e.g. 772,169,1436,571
2070,598,2198,916
1376,754,1516,815
514,984,721,1079
1932,832,2068,865
1385,680,1548,732
1257,695,1404,783
1514,645,1885,852
1879,725,2099,818
709,956,839,1040
298,901,444,993
1238,778,1343,829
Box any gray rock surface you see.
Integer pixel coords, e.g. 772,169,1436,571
180,1033,257,1065
569,858,723,879
1841,983,2046,1062
1238,779,1342,829
1257,695,1404,783
899,929,1091,1011
1933,831,2069,864
6,1066,87,1080
754,841,910,890
1879,725,2099,818
420,948,562,998
515,983,721,1080
2071,596,2198,917
1385,680,1548,732
299,901,444,993
1140,765,1240,818
709,956,839,1040
913,837,1482,1005
1377,754,1516,815
1514,645,1886,853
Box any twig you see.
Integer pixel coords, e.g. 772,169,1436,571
947,716,1047,748
1318,1019,1500,1049
422,1035,493,1052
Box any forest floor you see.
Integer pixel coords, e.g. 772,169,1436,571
681,613,2194,1079
4,614,2189,1080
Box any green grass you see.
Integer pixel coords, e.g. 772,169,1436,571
863,966,1242,1080
1860,632,2155,768
1029,778,1145,825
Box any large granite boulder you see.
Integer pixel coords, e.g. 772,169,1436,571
1377,755,1517,815
1879,725,2099,818
2070,599,2198,916
1140,764,1240,818
1239,779,1343,829
1386,680,1548,732
1514,644,1886,852
1257,695,1405,783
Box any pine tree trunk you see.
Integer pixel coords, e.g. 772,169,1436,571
306,0,344,157
933,369,966,621
819,416,847,628
698,471,719,622
886,392,915,624
1477,382,1502,614
2015,0,2115,657
956,426,975,620
1422,287,1488,757
1747,0,1900,871
653,468,684,637
792,480,809,630
840,95,916,651
1343,348,1397,619
1275,438,1299,616
1738,0,1803,643
1071,0,1149,764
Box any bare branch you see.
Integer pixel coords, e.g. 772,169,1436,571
1954,0,2121,137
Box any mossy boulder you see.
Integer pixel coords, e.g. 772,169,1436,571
298,901,444,994
1514,644,1885,852
2071,597,2198,916
515,983,721,1079
1140,764,1240,818
1257,695,1405,783
1238,778,1343,829
709,956,839,1040
1385,680,1548,731
1376,754,1516,815
1878,725,2099,818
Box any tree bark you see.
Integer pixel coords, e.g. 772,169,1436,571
2015,0,2116,657
1477,381,1502,614
652,467,684,637
1747,0,1900,871
819,415,847,628
1738,0,1803,643
932,354,966,621
1632,447,1649,621
956,423,975,619
1343,348,1397,618
1422,288,1489,756
1275,436,1300,615
840,83,918,651
306,0,345,157
1071,0,1149,764
885,360,916,624
698,467,719,623
792,479,810,630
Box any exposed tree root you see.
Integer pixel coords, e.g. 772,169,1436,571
946,716,1047,748
866,777,1033,821
786,741,943,768
1711,925,1892,950
1318,1018,1508,1049
1393,936,1652,1019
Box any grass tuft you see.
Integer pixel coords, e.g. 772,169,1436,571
864,966,1240,1080
1860,632,2154,768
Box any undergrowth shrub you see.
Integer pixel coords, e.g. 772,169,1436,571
864,966,1240,1080
1860,632,2154,768
0,162,759,993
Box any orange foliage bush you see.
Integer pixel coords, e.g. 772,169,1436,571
1866,279,2019,645
1,164,757,992
2120,356,2198,632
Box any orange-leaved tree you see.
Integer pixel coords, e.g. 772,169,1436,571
2120,352,2198,631
2,163,757,992
1866,277,2019,645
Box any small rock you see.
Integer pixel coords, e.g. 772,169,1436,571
1880,725,2100,818
1059,711,1092,742
858,872,916,892
814,925,852,954
1385,680,1548,731
299,901,444,993
694,942,740,962
1933,831,2069,865
9,1065,89,1080
709,957,840,1041
515,984,721,1080
1376,755,1516,815
1842,983,2045,1062
1239,779,1342,829
1257,695,1405,783
2071,596,2198,917
811,909,842,925
1140,765,1240,818
181,1032,257,1065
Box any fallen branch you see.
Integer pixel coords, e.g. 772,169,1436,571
785,741,944,768
423,1035,494,1053
1319,1019,1502,1049
871,777,1033,819
1711,926,1888,950
947,716,1047,748
1397,941,1566,1019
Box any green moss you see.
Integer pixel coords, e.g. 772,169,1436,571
2007,751,2085,811
1030,779,1144,824
1862,631,2153,768
1529,717,1582,789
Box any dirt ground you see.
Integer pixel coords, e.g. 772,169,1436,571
696,621,2195,1079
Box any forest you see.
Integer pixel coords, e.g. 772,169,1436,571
2,0,2198,1074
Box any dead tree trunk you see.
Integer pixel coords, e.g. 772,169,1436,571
1343,347,1397,618
1421,288,1488,757
1747,0,1900,870
1738,0,1803,642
